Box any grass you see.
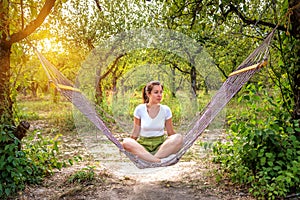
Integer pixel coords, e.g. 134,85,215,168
67,166,96,184
17,98,72,118
16,96,76,132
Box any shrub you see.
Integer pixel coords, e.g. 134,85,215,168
213,83,300,199
22,131,66,176
0,126,42,199
0,125,76,199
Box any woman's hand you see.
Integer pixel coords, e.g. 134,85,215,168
165,118,176,136
131,117,141,140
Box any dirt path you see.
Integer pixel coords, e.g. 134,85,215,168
17,127,253,200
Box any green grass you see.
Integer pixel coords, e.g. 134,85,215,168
17,99,72,117
16,97,76,132
67,166,96,184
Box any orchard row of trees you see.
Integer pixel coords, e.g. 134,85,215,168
1,0,299,123
0,0,299,198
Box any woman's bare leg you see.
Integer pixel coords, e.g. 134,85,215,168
154,134,183,159
122,138,160,162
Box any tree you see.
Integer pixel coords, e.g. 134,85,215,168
157,0,300,124
289,0,300,121
220,0,300,123
0,0,56,125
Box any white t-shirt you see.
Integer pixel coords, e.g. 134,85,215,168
134,104,172,137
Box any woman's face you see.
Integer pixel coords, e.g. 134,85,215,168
148,85,163,104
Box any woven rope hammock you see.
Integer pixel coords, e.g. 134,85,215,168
31,28,275,169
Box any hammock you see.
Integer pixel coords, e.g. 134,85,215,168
30,29,275,169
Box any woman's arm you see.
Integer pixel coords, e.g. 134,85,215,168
131,117,141,140
165,118,176,136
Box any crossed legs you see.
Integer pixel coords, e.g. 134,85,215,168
122,134,183,163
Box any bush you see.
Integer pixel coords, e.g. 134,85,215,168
0,124,74,199
22,131,66,176
213,83,300,199
0,126,42,199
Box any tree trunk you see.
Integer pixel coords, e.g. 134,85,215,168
31,82,39,97
171,67,176,98
289,0,300,121
190,65,197,97
0,0,13,125
0,43,14,125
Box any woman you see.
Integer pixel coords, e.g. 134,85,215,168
122,81,183,163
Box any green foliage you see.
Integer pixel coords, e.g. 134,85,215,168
0,126,41,199
17,110,40,121
67,166,95,184
4,1,300,198
0,124,79,199
271,33,300,119
213,83,300,199
23,132,65,175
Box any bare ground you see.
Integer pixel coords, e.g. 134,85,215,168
15,124,254,200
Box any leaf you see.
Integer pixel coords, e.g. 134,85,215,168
5,188,11,196
260,157,266,165
30,2,37,16
0,155,6,169
2,0,9,9
243,95,250,101
273,166,281,171
26,167,33,175
286,127,294,134
266,153,273,158
7,156,14,163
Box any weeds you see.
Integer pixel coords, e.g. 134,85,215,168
67,166,96,184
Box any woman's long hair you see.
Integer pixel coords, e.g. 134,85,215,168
142,81,163,103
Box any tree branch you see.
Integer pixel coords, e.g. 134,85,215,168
7,0,56,45
226,4,285,31
94,0,102,12
171,62,189,74
98,54,125,81
214,61,228,79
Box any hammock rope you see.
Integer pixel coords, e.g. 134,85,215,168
30,28,276,169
